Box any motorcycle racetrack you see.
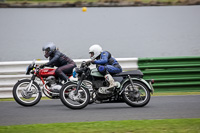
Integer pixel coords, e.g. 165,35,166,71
0,95,200,126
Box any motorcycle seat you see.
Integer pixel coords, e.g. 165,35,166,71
113,70,143,78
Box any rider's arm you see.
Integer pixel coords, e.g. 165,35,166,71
94,51,109,65
46,52,60,66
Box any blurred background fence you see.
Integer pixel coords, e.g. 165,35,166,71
0,56,199,98
0,58,138,98
138,56,200,90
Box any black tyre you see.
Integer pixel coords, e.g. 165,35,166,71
122,81,151,107
12,79,42,106
60,82,90,109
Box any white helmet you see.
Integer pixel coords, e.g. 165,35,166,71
89,44,103,60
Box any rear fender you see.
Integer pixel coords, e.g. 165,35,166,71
120,78,154,94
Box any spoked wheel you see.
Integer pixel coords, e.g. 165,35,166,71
12,79,42,106
60,82,90,109
122,81,151,107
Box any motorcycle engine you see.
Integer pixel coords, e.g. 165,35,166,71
46,76,62,93
93,80,108,90
92,80,112,100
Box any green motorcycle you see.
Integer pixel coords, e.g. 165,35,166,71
60,61,154,109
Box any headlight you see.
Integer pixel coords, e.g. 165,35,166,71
25,65,32,75
25,66,29,75
25,64,34,75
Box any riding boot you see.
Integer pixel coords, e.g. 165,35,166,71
105,74,116,89
98,74,116,94
60,73,69,84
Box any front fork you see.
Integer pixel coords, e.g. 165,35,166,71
26,75,36,92
74,73,85,95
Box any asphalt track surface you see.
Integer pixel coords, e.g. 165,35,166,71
0,95,200,126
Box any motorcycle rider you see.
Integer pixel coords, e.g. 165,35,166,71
40,42,76,83
87,44,122,94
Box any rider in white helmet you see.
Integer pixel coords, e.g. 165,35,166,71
88,44,122,94
89,44,103,60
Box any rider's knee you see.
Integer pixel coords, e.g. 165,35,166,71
55,67,62,75
97,65,107,75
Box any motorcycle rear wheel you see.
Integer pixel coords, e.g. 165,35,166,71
122,81,151,107
60,82,90,109
12,79,42,106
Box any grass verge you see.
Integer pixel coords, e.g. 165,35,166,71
153,91,200,96
153,88,200,96
5,0,179,2
0,118,200,133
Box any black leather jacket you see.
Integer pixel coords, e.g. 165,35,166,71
46,50,76,67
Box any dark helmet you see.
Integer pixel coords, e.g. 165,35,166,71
42,42,56,58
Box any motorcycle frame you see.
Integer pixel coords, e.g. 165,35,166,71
36,71,61,96
74,69,154,96
22,67,60,96
71,62,154,97
89,68,154,93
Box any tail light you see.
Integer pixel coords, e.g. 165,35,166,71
150,79,154,84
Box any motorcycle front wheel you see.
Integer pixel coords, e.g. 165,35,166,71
60,82,90,109
12,79,42,106
122,81,151,107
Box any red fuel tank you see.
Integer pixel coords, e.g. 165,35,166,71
39,68,56,77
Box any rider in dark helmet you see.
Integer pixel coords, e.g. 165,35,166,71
40,42,76,82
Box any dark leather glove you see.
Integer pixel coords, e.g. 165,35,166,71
39,64,46,69
91,59,95,64
86,60,91,66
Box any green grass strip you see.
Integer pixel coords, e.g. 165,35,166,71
5,0,179,2
153,91,200,96
0,118,199,133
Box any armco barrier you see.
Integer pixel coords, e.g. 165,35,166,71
0,58,138,98
138,56,200,90
1,56,199,98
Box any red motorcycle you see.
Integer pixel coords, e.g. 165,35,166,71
13,60,92,106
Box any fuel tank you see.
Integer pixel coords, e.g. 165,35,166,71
90,68,104,77
39,68,56,77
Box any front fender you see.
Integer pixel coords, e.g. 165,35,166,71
120,78,154,94
18,78,31,82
